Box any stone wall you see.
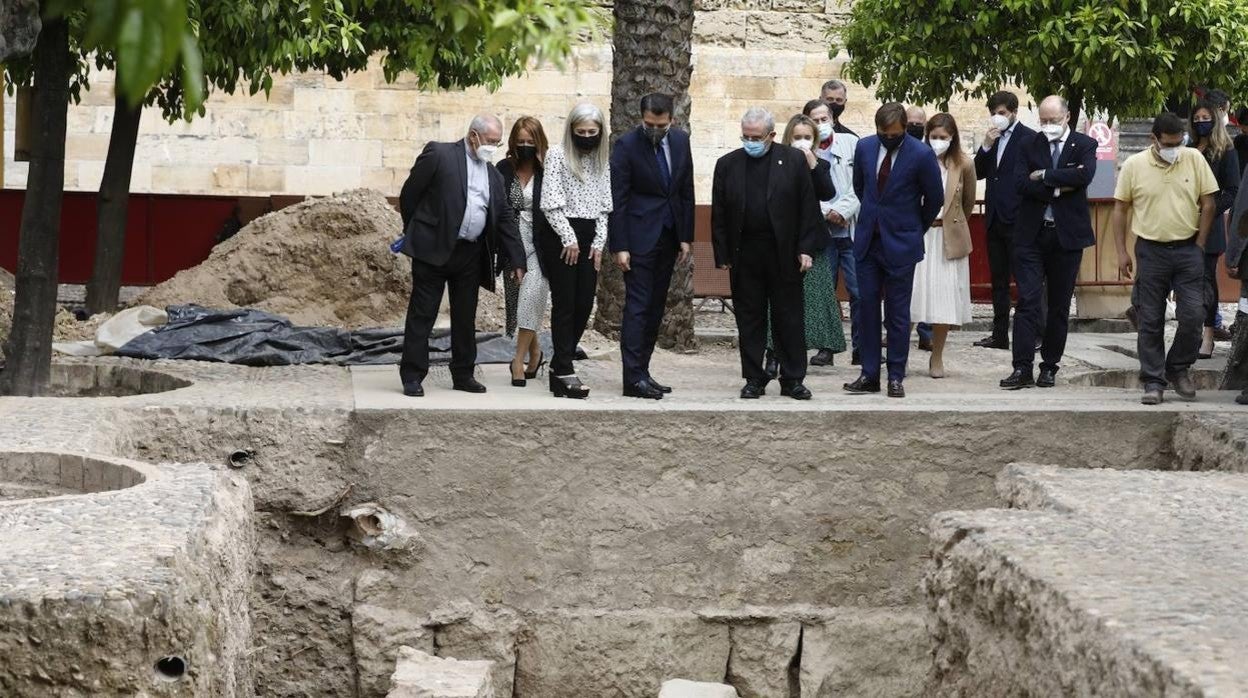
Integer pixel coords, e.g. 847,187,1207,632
1,3,1035,204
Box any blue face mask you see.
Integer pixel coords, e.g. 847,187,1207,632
1194,121,1215,138
743,140,769,158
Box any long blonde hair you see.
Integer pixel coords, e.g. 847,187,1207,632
562,102,609,180
1192,99,1232,163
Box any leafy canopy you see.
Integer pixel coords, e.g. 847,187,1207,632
835,0,1248,119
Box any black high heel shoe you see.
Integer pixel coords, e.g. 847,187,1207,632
510,358,527,387
525,351,546,380
550,373,589,399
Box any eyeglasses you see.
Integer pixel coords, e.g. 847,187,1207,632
472,130,503,147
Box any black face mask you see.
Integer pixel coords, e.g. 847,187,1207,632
906,124,925,140
572,133,602,152
829,102,846,119
643,125,669,147
515,145,538,163
879,133,905,151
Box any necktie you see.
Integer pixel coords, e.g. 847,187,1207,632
1044,139,1061,221
877,148,892,195
655,143,671,190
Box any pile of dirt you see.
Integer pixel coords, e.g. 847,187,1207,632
136,189,410,329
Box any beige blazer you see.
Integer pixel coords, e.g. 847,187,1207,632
936,157,977,260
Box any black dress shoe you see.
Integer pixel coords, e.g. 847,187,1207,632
780,382,812,400
1167,371,1197,400
623,380,664,400
648,377,673,393
550,373,590,399
974,336,1009,350
851,348,861,365
887,379,905,398
918,337,933,352
843,375,881,394
764,350,780,379
999,369,1034,390
740,381,767,399
1036,368,1057,388
809,348,835,366
452,377,488,393
402,381,424,397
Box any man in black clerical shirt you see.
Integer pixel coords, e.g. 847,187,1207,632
711,107,826,399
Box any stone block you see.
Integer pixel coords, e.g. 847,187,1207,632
310,139,384,167
434,608,522,698
693,11,747,48
212,164,250,191
283,165,363,196
65,133,111,160
724,622,800,697
355,90,421,114
283,111,368,139
258,138,310,166
515,611,730,697
364,113,411,140
744,12,835,52
354,604,435,698
150,164,217,194
659,679,740,697
383,141,420,170
75,160,106,191
799,609,928,698
388,647,493,698
293,87,357,113
247,165,286,193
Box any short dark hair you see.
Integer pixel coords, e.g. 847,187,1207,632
987,91,1019,113
802,98,829,117
1152,112,1187,137
875,102,906,128
1237,106,1248,124
821,79,847,94
1206,89,1230,109
639,93,674,117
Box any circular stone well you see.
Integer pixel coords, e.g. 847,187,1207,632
45,363,192,398
0,451,153,502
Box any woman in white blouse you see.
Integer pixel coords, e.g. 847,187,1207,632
540,103,613,399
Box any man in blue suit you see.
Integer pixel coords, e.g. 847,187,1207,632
974,91,1037,350
1000,95,1097,389
844,103,944,398
609,93,695,399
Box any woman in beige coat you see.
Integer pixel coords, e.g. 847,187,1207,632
911,112,976,378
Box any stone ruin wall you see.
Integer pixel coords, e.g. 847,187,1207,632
1,0,1034,204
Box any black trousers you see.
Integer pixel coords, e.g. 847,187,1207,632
1011,223,1082,374
1203,252,1222,328
731,235,805,384
621,227,678,384
399,239,482,385
545,218,598,377
1135,238,1204,389
986,219,1016,341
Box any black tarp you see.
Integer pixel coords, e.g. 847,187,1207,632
115,305,552,367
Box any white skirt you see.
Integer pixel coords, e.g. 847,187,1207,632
911,226,973,326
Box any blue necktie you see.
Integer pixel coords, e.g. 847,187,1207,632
1044,139,1060,221
655,143,671,190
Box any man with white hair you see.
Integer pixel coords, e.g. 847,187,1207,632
396,113,526,397
712,107,826,400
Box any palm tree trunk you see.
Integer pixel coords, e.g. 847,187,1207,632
85,92,143,315
594,0,697,352
1,16,71,396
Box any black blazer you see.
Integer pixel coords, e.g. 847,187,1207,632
1014,130,1098,251
608,127,696,255
710,144,825,280
1202,148,1240,255
812,158,836,201
398,140,525,292
495,158,555,277
975,122,1036,228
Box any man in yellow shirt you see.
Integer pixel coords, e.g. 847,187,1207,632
1112,112,1219,405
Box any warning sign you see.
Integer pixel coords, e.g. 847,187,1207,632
1084,121,1117,161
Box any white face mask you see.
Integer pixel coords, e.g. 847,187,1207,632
472,131,498,160
1157,145,1181,164
1221,112,1231,127
791,137,814,151
817,122,834,141
928,138,951,156
1041,123,1065,140
990,114,1011,131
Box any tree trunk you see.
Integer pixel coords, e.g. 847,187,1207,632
0,16,70,396
85,93,143,315
594,0,697,352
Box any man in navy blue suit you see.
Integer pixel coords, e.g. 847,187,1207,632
974,91,1037,350
844,103,944,398
1000,95,1097,390
609,93,695,399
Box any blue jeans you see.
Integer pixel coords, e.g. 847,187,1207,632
827,236,859,349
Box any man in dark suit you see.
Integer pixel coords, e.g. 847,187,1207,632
609,93,695,400
974,91,1037,349
712,107,825,400
1000,95,1097,390
844,102,944,398
396,114,525,397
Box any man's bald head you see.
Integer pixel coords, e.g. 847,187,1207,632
1038,96,1069,122
906,106,927,124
